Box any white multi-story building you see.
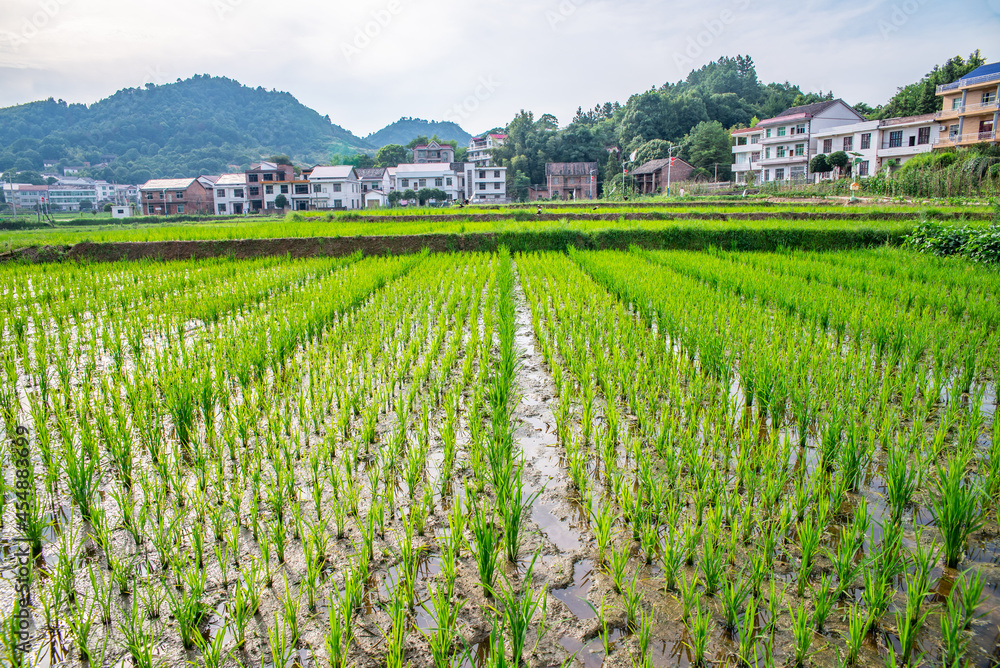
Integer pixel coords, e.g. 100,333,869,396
733,99,865,184
731,128,763,184
306,166,362,210
395,163,464,202
812,119,881,179
357,168,393,209
467,133,506,167
214,174,247,215
465,165,507,202
811,113,940,181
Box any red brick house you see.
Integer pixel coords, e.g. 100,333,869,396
633,158,696,194
139,178,214,215
545,162,599,200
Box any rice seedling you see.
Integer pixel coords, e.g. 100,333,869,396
931,454,985,567
607,541,631,594
736,595,758,666
788,602,817,668
382,585,409,668
120,594,159,668
621,568,644,632
469,499,500,598
940,595,969,666
810,573,837,632
842,601,869,666
677,571,701,623
268,610,296,668
489,554,547,665
719,574,750,633
700,538,725,597
956,568,987,629
591,501,615,565
686,598,712,667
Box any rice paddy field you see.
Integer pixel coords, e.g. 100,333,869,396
0,244,998,668
0,201,993,255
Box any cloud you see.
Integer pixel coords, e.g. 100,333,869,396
0,0,995,134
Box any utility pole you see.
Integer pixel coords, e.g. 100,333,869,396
666,144,680,197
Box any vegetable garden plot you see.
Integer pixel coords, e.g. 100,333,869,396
1,247,998,668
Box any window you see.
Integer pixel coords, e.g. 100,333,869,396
918,127,930,145
776,146,786,158
777,127,786,137
265,185,274,195
952,98,961,110
435,178,443,187
175,191,185,198
334,199,342,208
984,91,996,104
795,143,805,156
909,135,916,147
295,184,308,194
280,185,288,194
217,189,225,198
765,128,772,138
479,171,486,179
218,204,227,214
750,134,760,144
146,193,153,200
823,139,832,153
764,147,771,159
148,205,155,214
333,183,341,192
446,178,453,186
249,186,260,196
176,204,184,214
795,123,806,135
860,133,871,150
859,160,869,176
312,184,323,193
949,124,959,139
494,183,501,190
494,171,500,178
401,179,409,188
888,130,903,148
764,169,770,181
843,137,853,151
775,168,785,181
737,136,747,146
478,183,486,190
234,189,244,198
418,179,426,188
751,152,760,162
248,174,259,182
263,174,273,181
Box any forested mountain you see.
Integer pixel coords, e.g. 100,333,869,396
493,55,838,193
364,118,472,148
0,75,372,184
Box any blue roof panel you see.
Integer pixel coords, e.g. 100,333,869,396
962,62,1000,82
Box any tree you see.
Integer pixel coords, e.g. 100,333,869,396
510,170,530,202
633,139,673,166
103,202,113,212
809,154,831,174
267,154,293,166
78,200,93,212
387,191,403,207
828,151,850,175
400,189,417,203
274,193,288,209
375,144,408,168
416,188,448,205
681,120,732,181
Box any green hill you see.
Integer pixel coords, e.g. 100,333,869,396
0,75,372,184
365,117,472,148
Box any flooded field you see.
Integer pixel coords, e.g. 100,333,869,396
0,246,997,668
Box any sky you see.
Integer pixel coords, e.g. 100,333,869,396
0,0,997,137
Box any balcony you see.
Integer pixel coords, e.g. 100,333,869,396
937,73,1000,94
757,154,808,166
935,100,1000,119
933,130,997,147
877,143,932,158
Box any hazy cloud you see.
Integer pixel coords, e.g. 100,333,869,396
0,0,994,136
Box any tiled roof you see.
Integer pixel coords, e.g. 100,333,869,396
632,158,693,175
546,162,599,176
141,178,197,190
216,173,247,186
356,168,387,179
309,166,357,179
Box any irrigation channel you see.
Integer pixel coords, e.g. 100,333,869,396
0,247,998,668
